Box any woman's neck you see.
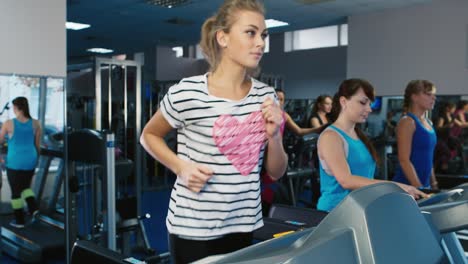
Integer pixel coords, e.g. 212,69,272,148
211,59,248,90
408,106,426,120
317,110,327,117
333,116,356,135
208,61,250,100
16,115,29,122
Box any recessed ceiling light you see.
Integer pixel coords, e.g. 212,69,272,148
87,48,114,54
295,0,335,4
66,22,90,30
146,0,191,8
265,19,289,28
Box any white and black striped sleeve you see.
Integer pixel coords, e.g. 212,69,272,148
159,84,184,129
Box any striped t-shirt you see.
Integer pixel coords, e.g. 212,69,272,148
160,73,277,239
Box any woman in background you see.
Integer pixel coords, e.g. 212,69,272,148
317,79,425,212
261,88,320,214
0,97,40,228
434,101,457,173
450,100,468,140
276,88,322,136
392,80,438,189
310,94,332,129
435,101,456,129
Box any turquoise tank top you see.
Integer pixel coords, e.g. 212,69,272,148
393,113,436,188
317,125,376,212
6,118,38,170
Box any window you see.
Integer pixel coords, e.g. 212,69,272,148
0,75,40,122
193,35,269,59
172,46,183,57
46,78,65,132
195,45,204,59
284,24,348,52
264,35,270,53
340,24,348,46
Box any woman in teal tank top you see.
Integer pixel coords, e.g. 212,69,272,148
0,97,41,228
393,80,438,189
317,79,426,212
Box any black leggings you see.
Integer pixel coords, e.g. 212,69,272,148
7,168,35,200
168,232,253,264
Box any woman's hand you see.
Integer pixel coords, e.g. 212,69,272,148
396,183,428,200
177,160,213,193
261,97,283,139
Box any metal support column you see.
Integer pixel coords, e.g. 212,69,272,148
38,77,47,136
105,133,116,250
135,62,142,223
95,59,102,130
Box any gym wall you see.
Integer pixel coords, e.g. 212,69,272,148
347,0,468,96
0,0,66,78
155,46,208,81
261,33,347,99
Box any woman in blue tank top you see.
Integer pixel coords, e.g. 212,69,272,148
393,80,438,189
0,97,41,228
317,79,426,212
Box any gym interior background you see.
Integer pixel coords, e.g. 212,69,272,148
0,0,467,263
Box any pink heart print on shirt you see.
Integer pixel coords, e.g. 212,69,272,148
213,111,267,176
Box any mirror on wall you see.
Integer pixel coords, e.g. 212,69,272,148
0,73,66,263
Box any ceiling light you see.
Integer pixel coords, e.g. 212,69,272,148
146,0,191,8
66,22,90,30
265,19,289,28
87,48,114,54
295,0,335,4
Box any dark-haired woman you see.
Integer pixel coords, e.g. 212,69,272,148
317,79,425,212
261,88,320,214
0,97,41,228
450,100,468,140
310,94,332,129
436,102,455,130
434,101,457,173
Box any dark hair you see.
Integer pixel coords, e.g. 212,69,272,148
200,0,265,72
275,88,285,95
439,101,455,115
403,80,435,113
312,94,332,114
12,96,31,119
330,79,379,164
456,100,468,111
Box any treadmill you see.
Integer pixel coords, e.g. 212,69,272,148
194,182,468,264
1,218,64,262
253,204,327,241
1,146,66,263
1,130,108,263
417,182,468,262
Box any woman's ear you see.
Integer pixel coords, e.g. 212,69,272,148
216,30,228,48
339,96,347,110
410,93,421,106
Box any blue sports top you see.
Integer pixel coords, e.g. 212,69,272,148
393,113,436,188
6,118,38,170
317,125,376,212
